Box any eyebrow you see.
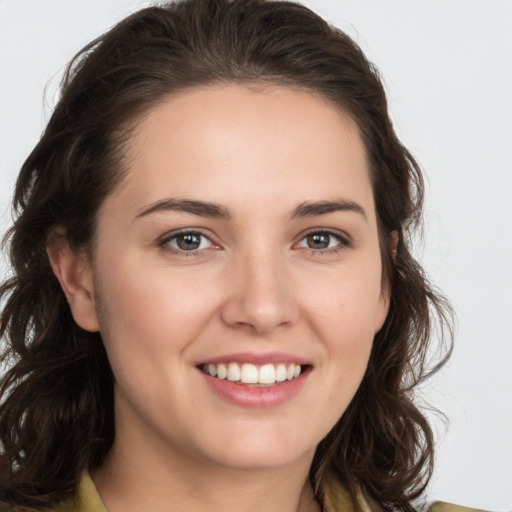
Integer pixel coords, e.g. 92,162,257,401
291,199,367,221
136,198,232,220
135,197,366,221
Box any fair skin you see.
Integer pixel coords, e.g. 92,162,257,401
49,84,389,512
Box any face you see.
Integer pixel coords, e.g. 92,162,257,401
70,84,389,473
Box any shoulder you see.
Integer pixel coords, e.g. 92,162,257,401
23,474,107,512
322,476,492,512
426,502,491,512
47,475,106,512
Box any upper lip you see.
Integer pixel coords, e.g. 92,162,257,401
198,352,311,366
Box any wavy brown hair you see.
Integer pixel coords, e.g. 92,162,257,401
0,1,453,510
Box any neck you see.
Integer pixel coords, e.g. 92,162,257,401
92,431,320,512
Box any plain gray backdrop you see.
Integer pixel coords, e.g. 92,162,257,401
1,1,511,509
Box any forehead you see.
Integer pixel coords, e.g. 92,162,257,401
108,83,375,222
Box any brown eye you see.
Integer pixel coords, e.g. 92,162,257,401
306,233,331,249
297,230,346,252
164,231,213,252
177,233,201,250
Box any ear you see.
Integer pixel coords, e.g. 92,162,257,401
375,230,399,333
47,230,100,332
375,289,390,334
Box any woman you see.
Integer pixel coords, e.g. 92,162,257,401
0,1,461,511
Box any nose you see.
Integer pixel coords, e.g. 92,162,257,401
220,250,299,335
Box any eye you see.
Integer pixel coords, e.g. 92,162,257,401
296,230,347,252
162,231,214,252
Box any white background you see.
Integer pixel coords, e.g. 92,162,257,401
0,1,511,510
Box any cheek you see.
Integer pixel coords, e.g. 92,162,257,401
300,265,382,390
94,260,221,365
301,262,384,336
93,262,228,423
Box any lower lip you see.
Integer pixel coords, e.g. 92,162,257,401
199,368,310,408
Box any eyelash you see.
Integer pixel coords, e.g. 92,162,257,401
158,228,351,257
159,228,215,257
298,228,352,255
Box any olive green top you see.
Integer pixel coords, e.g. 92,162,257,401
40,473,488,512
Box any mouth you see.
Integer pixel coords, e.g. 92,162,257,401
198,362,311,386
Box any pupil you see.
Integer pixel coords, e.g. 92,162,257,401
178,233,200,250
308,233,330,249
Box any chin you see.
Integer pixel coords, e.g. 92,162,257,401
195,425,317,472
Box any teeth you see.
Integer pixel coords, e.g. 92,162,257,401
275,364,287,382
202,362,304,385
259,364,276,384
240,363,259,384
227,362,241,381
217,363,227,379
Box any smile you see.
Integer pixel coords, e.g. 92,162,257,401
200,362,305,385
